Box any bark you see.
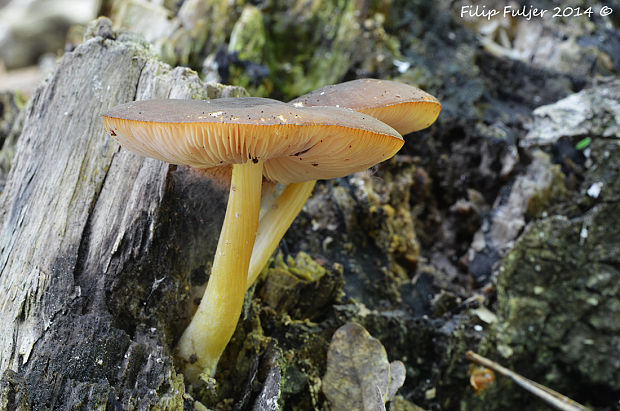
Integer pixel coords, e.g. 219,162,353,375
0,18,244,410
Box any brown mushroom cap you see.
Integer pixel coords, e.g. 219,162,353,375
102,97,403,184
289,78,441,135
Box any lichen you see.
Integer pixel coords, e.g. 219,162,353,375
0,371,30,411
152,369,186,410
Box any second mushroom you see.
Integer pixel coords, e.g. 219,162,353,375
103,97,404,382
246,79,442,288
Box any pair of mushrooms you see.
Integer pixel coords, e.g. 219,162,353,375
103,79,441,383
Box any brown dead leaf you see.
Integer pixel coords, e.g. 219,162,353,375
322,323,405,411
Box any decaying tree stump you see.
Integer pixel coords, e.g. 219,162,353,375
0,18,245,409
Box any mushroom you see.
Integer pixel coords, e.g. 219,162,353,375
246,79,441,287
102,97,403,381
290,78,442,135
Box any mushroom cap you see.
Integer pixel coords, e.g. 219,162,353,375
102,97,403,184
289,78,441,135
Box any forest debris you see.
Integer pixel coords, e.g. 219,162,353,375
466,351,590,411
322,323,405,411
471,306,498,324
466,149,565,283
468,366,495,394
258,251,326,312
386,360,406,403
252,363,280,411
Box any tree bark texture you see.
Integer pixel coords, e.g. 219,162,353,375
0,19,244,409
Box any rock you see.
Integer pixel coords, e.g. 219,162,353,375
524,80,620,147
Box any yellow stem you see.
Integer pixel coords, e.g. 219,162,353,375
176,159,263,382
247,180,316,287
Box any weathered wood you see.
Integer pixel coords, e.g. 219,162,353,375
0,18,245,409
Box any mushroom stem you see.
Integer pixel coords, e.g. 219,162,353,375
247,180,316,287
176,159,263,381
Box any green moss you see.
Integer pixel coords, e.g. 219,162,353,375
225,5,274,96
255,0,402,99
228,6,265,62
111,0,404,100
152,0,240,67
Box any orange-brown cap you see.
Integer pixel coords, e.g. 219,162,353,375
289,78,441,135
102,97,403,184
